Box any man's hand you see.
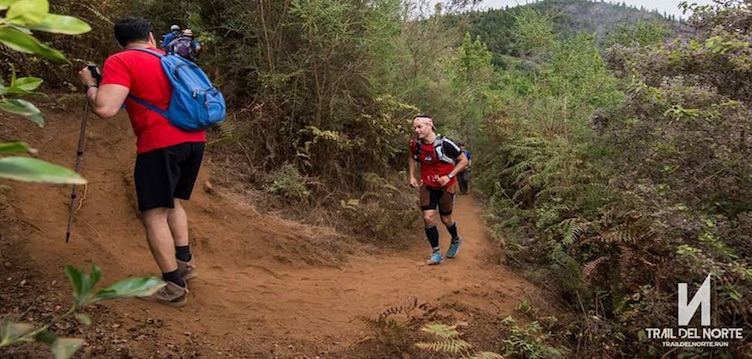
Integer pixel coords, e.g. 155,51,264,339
437,175,451,186
409,177,419,188
75,65,129,119
78,66,100,87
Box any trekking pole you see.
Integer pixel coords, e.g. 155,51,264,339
65,64,100,243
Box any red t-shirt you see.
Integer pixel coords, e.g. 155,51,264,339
410,137,461,188
100,47,205,154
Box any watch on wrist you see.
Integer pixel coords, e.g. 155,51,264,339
447,173,454,179
84,84,98,92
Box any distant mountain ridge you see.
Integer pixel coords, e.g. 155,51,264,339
457,0,687,62
536,0,682,39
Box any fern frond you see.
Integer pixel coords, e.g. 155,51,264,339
420,323,460,339
379,296,424,318
356,316,400,333
50,4,70,13
208,120,237,145
501,161,532,177
603,222,648,243
582,256,608,285
356,315,379,330
514,168,534,184
559,217,590,246
528,172,547,187
536,185,574,199
415,339,472,353
80,3,114,25
512,183,534,202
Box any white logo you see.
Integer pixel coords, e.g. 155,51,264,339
678,274,711,326
644,274,744,347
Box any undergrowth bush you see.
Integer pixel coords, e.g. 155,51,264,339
337,172,419,244
500,316,563,359
262,163,310,202
476,3,751,357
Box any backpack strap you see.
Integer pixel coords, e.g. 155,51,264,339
413,135,444,161
433,135,444,148
433,135,454,164
125,48,168,117
127,95,168,117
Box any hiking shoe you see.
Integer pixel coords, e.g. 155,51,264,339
446,237,462,258
177,258,198,281
137,281,188,308
426,251,444,265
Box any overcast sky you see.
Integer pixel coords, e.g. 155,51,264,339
470,0,716,18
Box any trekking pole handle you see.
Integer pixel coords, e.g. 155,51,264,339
87,64,101,85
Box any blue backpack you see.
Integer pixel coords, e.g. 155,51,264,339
127,48,226,131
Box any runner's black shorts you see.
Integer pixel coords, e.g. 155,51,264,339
134,142,205,211
419,183,456,215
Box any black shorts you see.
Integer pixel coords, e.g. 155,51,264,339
419,183,456,216
134,142,205,211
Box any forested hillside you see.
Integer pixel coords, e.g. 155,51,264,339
455,0,685,65
1,0,750,357
468,0,751,357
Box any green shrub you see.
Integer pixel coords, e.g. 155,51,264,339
263,163,311,202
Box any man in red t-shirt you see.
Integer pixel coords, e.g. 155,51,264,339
78,17,203,307
408,115,468,265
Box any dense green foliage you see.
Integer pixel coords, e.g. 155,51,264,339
473,1,751,357
0,0,89,184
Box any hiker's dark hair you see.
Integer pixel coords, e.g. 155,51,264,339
414,114,431,120
114,17,152,47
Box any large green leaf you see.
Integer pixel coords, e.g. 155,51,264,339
28,14,91,35
0,27,65,61
0,141,31,154
0,317,35,346
0,98,43,126
11,76,43,92
0,157,86,184
51,338,84,359
89,264,101,289
95,277,165,301
6,0,49,26
64,266,85,303
64,265,104,307
0,0,20,10
64,265,96,307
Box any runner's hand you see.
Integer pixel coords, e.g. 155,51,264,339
409,177,419,188
78,66,97,87
438,175,450,186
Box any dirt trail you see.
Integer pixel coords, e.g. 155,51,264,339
1,109,539,354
